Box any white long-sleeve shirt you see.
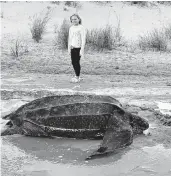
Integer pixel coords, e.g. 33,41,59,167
68,25,86,50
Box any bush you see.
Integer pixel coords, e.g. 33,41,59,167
55,19,70,49
86,24,122,51
130,1,149,7
50,1,60,5
1,11,3,18
86,26,113,50
164,24,171,40
92,1,111,6
157,1,171,5
54,24,58,33
64,1,82,9
10,39,28,57
138,29,168,51
63,7,69,11
30,9,51,43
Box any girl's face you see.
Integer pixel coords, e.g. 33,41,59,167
71,16,79,26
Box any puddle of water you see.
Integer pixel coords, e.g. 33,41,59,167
1,98,171,176
156,102,171,115
2,136,171,176
3,77,33,83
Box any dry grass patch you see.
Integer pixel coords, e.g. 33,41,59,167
64,1,82,9
50,1,61,5
30,9,51,43
10,39,28,58
138,29,168,51
86,24,123,51
164,24,171,40
54,19,70,49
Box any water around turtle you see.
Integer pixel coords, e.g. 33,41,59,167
1,97,171,176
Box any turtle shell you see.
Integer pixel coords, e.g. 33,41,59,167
3,94,122,121
2,94,124,138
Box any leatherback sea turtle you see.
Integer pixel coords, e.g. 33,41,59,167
1,94,149,160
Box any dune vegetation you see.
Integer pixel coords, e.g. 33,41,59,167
1,1,171,76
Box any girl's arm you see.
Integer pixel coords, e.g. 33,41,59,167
68,28,71,53
81,26,86,51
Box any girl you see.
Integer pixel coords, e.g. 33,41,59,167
68,14,86,83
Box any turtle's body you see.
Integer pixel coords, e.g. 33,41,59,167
1,94,149,160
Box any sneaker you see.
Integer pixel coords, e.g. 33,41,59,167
77,76,84,82
79,77,83,81
71,77,79,83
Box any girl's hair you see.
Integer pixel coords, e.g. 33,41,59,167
70,14,82,24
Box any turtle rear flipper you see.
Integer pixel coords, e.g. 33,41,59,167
86,115,133,160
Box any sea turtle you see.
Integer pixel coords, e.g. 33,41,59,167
1,94,149,160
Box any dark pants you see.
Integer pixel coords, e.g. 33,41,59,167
71,48,81,77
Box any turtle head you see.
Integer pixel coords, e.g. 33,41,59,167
1,120,20,136
1,114,23,136
129,113,149,134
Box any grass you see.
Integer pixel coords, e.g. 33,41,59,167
138,29,168,51
3,43,171,76
10,39,21,57
30,9,51,43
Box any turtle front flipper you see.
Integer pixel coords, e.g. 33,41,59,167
1,127,22,136
22,119,54,138
86,115,133,160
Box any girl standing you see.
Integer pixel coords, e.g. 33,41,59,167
68,14,86,83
